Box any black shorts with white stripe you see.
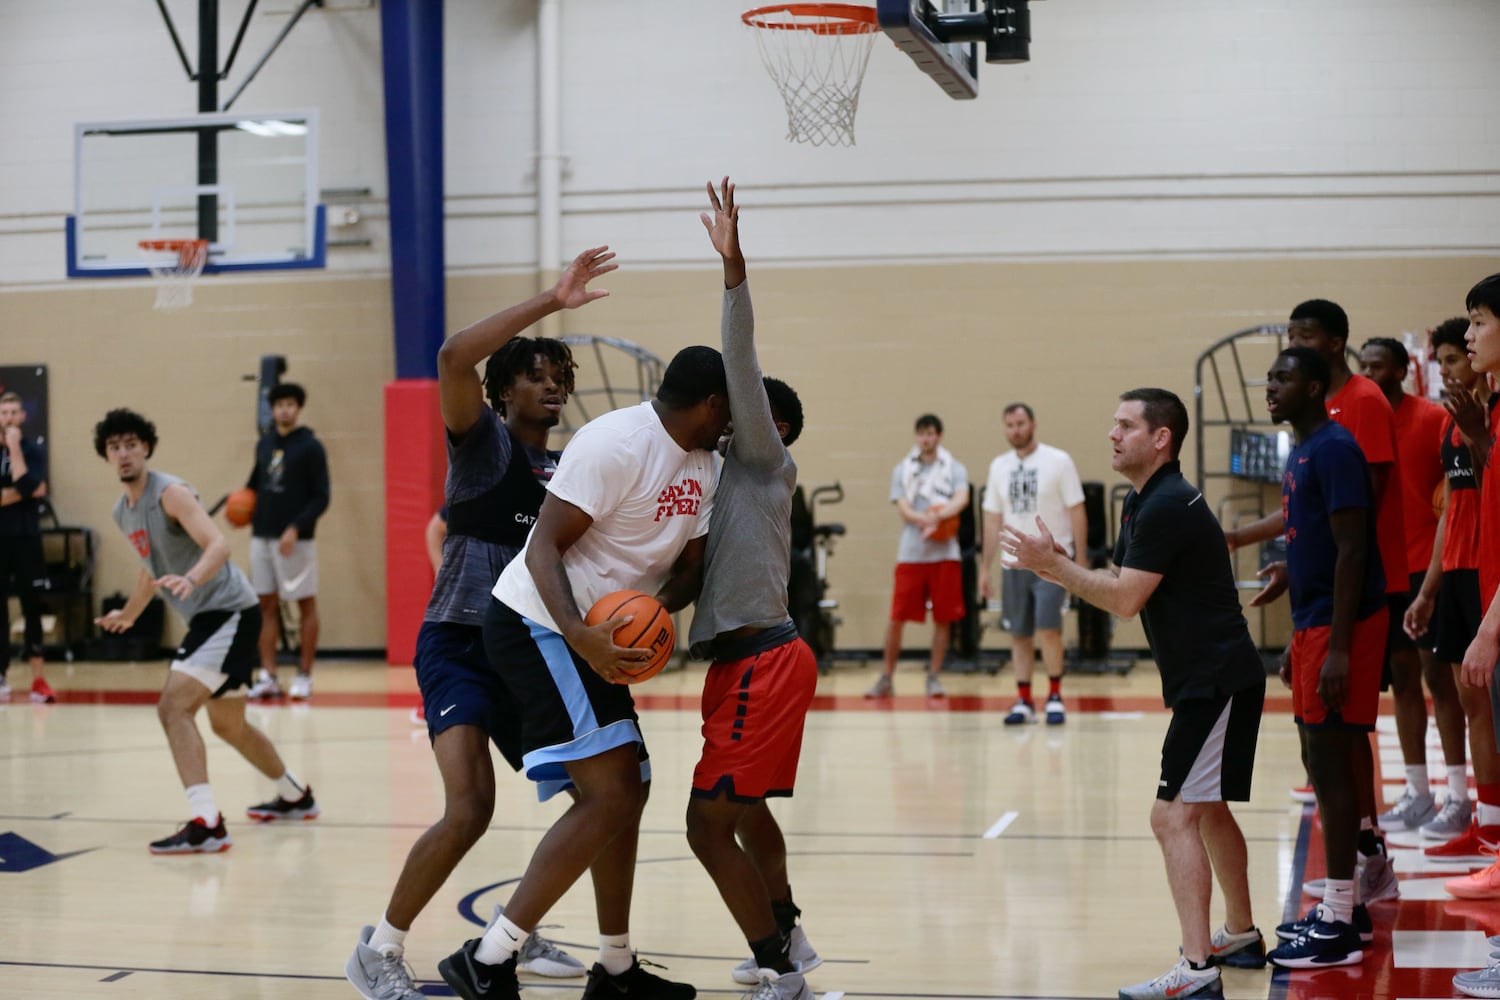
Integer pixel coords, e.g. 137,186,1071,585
1158,677,1265,803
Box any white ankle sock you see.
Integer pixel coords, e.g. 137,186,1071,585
1479,801,1500,828
1449,766,1469,802
598,933,633,975
1406,764,1430,797
1321,879,1355,924
276,770,305,802
474,913,527,966
368,916,407,956
186,783,218,825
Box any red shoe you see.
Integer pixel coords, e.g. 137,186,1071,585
1426,820,1495,863
30,677,56,703
1446,847,1500,899
1290,785,1317,803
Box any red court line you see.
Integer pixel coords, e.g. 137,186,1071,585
1280,732,1495,1000
36,689,1301,714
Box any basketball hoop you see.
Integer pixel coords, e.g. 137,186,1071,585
742,4,880,147
138,238,209,310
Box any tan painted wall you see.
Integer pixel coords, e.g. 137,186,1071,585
6,254,1487,654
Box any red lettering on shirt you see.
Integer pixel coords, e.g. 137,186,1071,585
654,477,704,522
129,529,150,559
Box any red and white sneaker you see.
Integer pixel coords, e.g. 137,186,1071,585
410,703,426,725
1447,847,1500,900
1289,785,1317,803
1426,820,1497,863
30,677,57,703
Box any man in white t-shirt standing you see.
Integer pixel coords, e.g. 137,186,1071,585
437,347,727,1000
865,413,970,699
979,403,1088,725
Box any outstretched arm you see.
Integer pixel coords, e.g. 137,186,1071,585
437,246,617,437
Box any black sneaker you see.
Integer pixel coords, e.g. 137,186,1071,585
149,815,232,854
581,958,696,999
246,786,320,822
437,939,519,1000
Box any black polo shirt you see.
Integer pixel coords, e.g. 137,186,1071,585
1112,461,1265,707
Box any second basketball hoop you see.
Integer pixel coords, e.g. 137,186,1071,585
742,4,880,147
138,238,209,310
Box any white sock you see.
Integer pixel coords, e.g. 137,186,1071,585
1479,802,1500,828
1321,879,1355,924
474,913,527,966
1406,764,1430,798
276,770,306,802
186,783,218,825
1449,766,1469,802
598,933,633,975
368,916,407,957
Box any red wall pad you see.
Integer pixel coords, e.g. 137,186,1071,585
384,379,444,665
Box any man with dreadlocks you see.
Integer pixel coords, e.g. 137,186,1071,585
345,247,615,1000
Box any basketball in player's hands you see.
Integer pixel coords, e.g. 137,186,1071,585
584,590,675,684
225,488,256,527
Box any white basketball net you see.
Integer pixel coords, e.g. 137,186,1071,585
746,6,879,147
143,240,209,310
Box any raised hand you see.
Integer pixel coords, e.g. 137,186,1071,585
553,246,618,310
700,177,742,262
1446,377,1489,446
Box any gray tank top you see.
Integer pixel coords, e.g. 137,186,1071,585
112,470,257,620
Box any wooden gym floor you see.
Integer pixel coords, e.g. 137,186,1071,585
0,657,1490,999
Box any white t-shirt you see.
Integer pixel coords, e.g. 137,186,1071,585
982,442,1085,565
492,401,718,633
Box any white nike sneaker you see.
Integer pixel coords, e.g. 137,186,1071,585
288,673,313,700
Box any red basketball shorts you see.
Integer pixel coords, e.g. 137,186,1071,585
1291,606,1387,731
890,560,966,623
692,636,818,801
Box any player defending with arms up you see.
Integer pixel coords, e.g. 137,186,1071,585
685,178,818,1000
344,249,611,999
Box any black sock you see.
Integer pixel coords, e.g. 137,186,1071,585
749,931,793,974
770,891,801,935
1358,828,1383,857
1187,958,1214,973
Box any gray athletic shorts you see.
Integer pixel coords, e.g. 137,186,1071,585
1001,566,1068,637
250,537,318,600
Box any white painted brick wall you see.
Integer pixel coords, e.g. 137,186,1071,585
1,0,1497,287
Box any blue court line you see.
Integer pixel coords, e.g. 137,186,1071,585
1264,802,1315,1000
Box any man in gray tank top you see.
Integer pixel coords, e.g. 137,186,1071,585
93,408,319,855
685,180,818,1000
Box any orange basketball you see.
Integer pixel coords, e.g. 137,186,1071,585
927,514,961,543
584,589,675,684
224,488,256,527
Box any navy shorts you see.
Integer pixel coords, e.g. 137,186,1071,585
482,598,651,802
414,620,524,772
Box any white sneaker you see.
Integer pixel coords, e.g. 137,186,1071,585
731,925,821,985
480,905,585,979
1301,850,1399,902
247,670,282,699
345,925,425,999
288,673,313,700
1003,700,1036,726
925,673,946,697
1378,787,1437,829
742,970,813,1000
1454,951,1500,999
1118,956,1223,1000
1421,795,1474,841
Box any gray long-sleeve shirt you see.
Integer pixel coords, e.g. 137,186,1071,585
688,281,797,658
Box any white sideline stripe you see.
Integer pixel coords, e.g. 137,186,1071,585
1100,711,1144,720
983,811,1020,839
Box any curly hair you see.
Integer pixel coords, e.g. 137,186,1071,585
482,337,578,417
1431,317,1471,352
763,377,804,447
94,408,158,458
